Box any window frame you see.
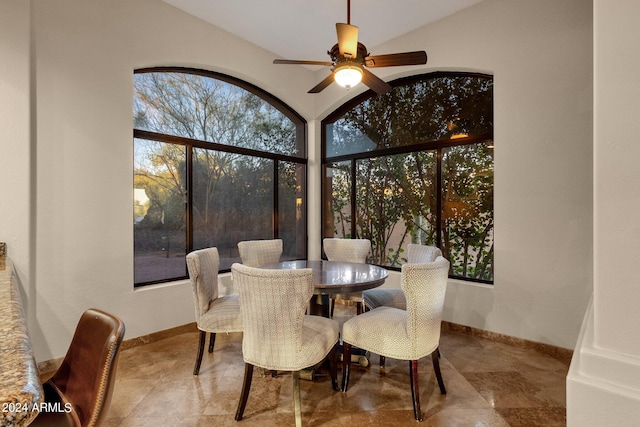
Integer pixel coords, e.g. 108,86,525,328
321,71,493,284
134,67,308,287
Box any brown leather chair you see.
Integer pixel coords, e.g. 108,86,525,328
31,308,125,427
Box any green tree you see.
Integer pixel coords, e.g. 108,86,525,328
134,71,296,244
325,74,494,280
133,70,303,283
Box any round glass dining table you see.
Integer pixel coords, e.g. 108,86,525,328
260,260,388,317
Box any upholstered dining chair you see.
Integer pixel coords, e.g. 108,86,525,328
31,308,125,427
237,238,283,268
186,247,242,375
231,263,339,427
323,238,371,317
362,243,443,311
341,257,450,422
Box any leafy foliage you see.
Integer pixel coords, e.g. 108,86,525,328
325,74,494,281
133,70,305,284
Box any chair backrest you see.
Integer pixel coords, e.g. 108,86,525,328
50,308,125,427
237,239,283,267
406,243,442,264
231,263,315,371
186,247,220,318
323,238,371,263
401,256,450,358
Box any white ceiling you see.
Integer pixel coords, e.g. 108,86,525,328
162,0,484,61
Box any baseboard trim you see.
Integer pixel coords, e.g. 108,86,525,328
120,322,198,351
38,318,573,375
37,322,199,376
442,321,573,366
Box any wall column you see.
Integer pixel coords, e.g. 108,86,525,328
567,1,640,424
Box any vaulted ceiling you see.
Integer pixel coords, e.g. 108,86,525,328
162,0,484,61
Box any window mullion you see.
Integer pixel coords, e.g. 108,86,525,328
351,158,357,239
273,159,279,239
436,147,442,253
186,145,194,254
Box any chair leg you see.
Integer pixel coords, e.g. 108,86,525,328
208,332,216,353
328,343,339,391
341,342,352,392
379,355,386,369
409,360,423,421
193,330,206,375
235,363,254,421
330,297,335,318
293,371,302,427
432,347,447,395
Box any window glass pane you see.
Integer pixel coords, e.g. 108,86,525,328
278,162,306,260
192,148,274,270
355,156,403,265
134,71,301,157
401,150,438,248
326,74,493,157
134,138,187,284
441,142,494,281
354,152,437,267
326,121,378,158
323,161,352,239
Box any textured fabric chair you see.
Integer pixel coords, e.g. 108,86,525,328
186,247,242,375
323,238,371,316
362,243,443,311
341,257,450,421
231,263,339,427
237,238,283,267
31,308,125,427
237,239,284,377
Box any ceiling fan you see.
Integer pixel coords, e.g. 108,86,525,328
273,0,428,94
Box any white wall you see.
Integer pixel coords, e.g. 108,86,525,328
26,0,317,360
592,0,640,363
312,0,593,350
0,0,33,309
440,0,592,351
0,0,592,362
567,0,640,424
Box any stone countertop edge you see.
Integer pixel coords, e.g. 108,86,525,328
0,255,44,426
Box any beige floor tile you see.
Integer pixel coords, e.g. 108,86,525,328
104,303,569,426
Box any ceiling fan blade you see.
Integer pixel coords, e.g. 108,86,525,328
336,23,359,58
308,73,335,94
361,68,392,94
273,59,334,66
364,51,428,68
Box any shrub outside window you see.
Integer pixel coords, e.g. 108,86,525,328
322,72,493,283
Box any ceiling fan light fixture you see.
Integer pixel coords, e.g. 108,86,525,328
334,63,363,89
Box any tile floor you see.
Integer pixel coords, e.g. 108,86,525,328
103,304,569,426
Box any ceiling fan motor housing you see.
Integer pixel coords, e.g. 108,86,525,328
329,42,369,64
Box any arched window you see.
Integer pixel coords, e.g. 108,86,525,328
134,67,306,286
322,72,493,282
